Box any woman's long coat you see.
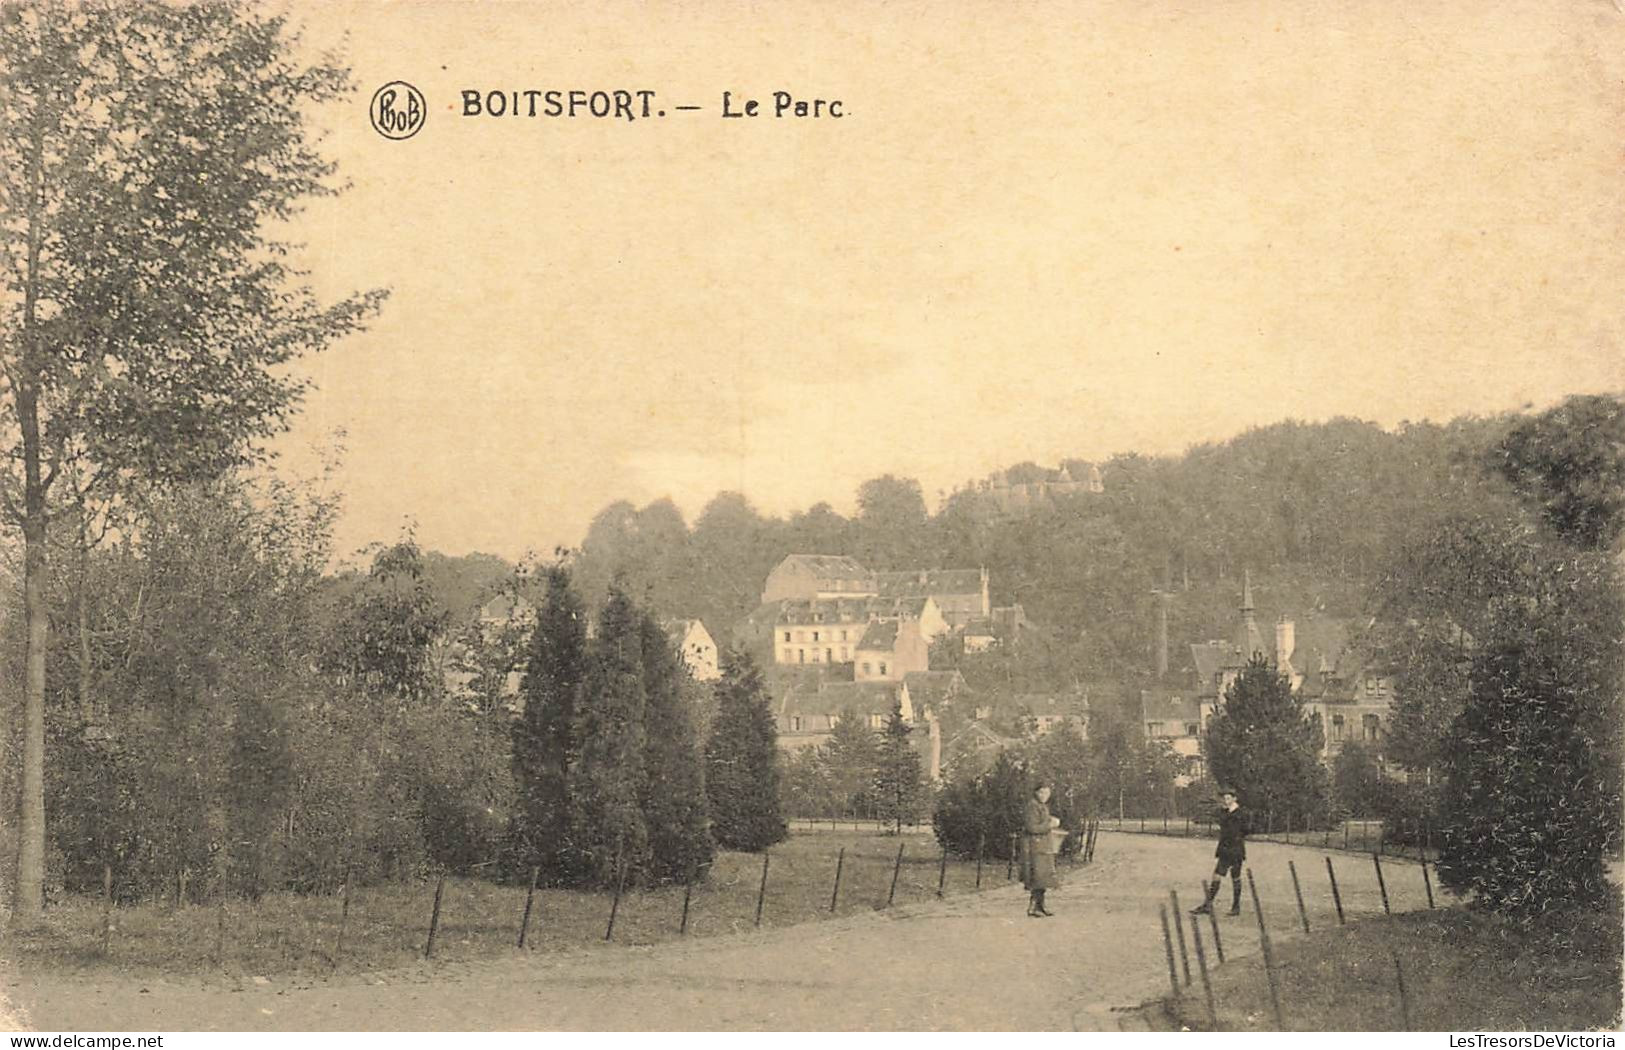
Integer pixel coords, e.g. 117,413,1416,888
1019,798,1060,891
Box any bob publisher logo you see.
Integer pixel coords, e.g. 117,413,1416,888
370,81,425,140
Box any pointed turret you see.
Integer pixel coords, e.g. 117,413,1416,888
1236,570,1265,661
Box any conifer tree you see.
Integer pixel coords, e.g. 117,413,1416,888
874,701,925,833
511,564,587,882
822,709,881,818
570,584,652,886
638,612,714,882
704,650,786,851
1204,656,1328,824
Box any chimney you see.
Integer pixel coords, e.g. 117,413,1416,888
1276,618,1295,669
1156,592,1170,678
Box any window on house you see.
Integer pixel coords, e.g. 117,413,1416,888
1332,714,1345,740
870,714,885,729
839,630,847,641
810,650,821,663
825,649,833,662
1363,714,1381,741
781,649,793,663
879,662,888,676
1186,723,1199,736
812,631,820,642
798,649,806,664
840,647,849,660
861,662,872,675
790,716,803,732
1364,676,1377,694
783,631,791,642
1147,721,1164,737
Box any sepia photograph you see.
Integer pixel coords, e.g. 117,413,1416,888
0,0,1622,1036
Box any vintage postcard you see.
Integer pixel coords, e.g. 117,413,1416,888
1,0,1621,1038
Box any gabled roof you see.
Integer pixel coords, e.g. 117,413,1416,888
1140,689,1202,723
1190,640,1238,681
903,670,967,706
782,680,907,719
857,620,901,650
774,554,871,580
875,568,984,598
774,596,929,625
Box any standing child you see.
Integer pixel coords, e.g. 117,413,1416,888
1192,788,1248,916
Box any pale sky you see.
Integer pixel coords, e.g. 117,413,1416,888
276,1,1625,561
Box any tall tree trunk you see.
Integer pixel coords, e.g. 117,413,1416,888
13,119,49,924
15,380,48,923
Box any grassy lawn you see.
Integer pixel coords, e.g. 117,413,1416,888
6,830,1008,978
1158,901,1622,1031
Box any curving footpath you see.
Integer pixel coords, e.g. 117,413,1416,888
3,834,1440,1032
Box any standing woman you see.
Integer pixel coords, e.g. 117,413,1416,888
1021,784,1062,916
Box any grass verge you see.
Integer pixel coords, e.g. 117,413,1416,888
1154,900,1622,1031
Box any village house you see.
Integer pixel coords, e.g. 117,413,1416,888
1176,572,1390,762
759,554,874,605
771,595,947,667
873,568,990,629
663,618,720,681
774,678,942,779
854,618,930,682
757,554,990,634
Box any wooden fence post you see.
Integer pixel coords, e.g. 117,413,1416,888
1373,852,1391,916
887,843,905,907
1158,905,1180,999
936,846,948,898
517,866,539,949
754,852,770,927
424,873,446,959
1006,835,1016,880
975,834,985,890
1393,953,1413,1027
1288,860,1310,933
829,847,846,912
1422,861,1436,910
1190,912,1218,1028
1169,890,1191,986
1204,887,1224,964
1326,856,1346,925
605,850,627,942
1246,869,1285,1029
100,864,114,957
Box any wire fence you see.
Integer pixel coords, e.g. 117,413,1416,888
30,826,1104,976
1093,814,1439,863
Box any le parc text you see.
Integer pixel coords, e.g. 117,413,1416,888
722,91,844,118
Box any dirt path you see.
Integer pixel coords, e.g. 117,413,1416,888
3,835,1439,1031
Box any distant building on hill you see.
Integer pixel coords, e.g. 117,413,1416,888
979,463,1104,517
